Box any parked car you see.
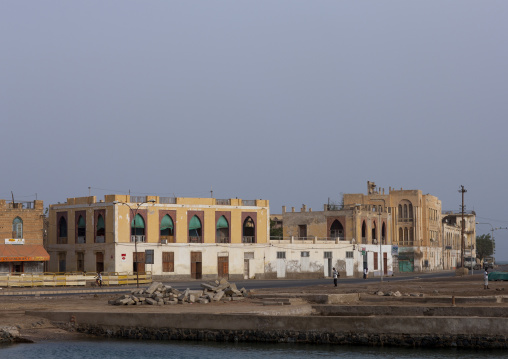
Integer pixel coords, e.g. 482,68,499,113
484,257,495,270
464,257,480,270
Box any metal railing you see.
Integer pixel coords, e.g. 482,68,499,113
216,199,231,205
242,200,256,206
130,235,145,243
77,236,86,244
242,236,255,243
159,197,177,204
189,236,202,243
216,237,230,243
96,236,105,243
130,196,147,203
57,237,68,244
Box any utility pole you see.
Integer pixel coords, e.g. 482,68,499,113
459,185,467,268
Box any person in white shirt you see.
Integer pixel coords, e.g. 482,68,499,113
332,267,339,287
363,267,369,280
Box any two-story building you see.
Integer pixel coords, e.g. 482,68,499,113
46,195,270,280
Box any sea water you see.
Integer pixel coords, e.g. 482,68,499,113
1,339,506,359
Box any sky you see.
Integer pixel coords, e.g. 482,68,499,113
1,1,507,259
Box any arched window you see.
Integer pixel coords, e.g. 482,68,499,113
404,204,408,218
131,213,145,237
398,205,402,219
77,215,86,243
242,217,255,243
160,214,174,243
409,228,414,245
382,222,386,244
399,228,403,244
189,215,202,243
59,216,67,238
372,221,377,242
216,216,229,243
409,204,413,219
12,217,23,239
96,214,105,243
330,220,344,239
361,221,367,243
404,227,409,245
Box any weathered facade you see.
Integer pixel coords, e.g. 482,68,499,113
276,201,394,278
46,195,270,280
0,199,49,273
442,211,476,269
276,181,472,274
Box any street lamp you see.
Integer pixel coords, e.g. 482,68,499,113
113,199,156,287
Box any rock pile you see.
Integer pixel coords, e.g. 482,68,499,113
109,278,249,306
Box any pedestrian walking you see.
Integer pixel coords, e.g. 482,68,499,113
332,267,339,287
484,269,489,290
363,267,368,280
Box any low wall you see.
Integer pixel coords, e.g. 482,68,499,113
28,311,508,348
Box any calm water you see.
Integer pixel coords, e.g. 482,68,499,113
0,339,506,359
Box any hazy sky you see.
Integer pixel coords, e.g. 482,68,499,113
2,2,507,259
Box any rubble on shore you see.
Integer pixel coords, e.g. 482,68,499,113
109,278,249,306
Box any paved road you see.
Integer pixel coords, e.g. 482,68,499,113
165,270,457,291
0,270,460,296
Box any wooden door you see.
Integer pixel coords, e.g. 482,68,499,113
134,252,145,273
218,256,229,279
191,252,202,279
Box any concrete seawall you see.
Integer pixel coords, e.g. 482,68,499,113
27,311,508,348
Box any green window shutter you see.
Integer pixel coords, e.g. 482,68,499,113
78,216,86,228
216,216,228,229
189,215,201,230
97,215,105,230
131,214,145,229
160,215,174,230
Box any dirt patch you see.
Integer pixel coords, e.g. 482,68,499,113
1,269,507,342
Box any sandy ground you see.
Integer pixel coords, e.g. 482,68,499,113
1,268,507,342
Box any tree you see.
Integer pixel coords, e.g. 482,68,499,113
476,233,495,261
270,219,283,239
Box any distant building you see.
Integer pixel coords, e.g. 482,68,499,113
442,211,476,269
274,181,463,274
0,199,49,273
46,195,270,280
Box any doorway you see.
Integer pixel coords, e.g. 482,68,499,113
218,255,229,280
133,252,145,274
191,252,202,279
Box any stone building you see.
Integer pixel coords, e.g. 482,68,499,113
344,181,443,272
276,199,393,278
275,181,456,274
442,211,476,269
46,195,270,280
0,199,49,273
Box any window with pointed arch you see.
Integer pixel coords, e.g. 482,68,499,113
242,217,255,243
361,221,367,244
216,216,229,243
96,214,106,243
77,215,86,243
329,220,344,240
160,214,174,243
57,215,68,244
12,217,23,239
131,214,146,242
188,215,202,243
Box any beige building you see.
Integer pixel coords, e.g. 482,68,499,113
46,195,270,280
0,199,49,273
442,211,476,269
276,181,469,274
